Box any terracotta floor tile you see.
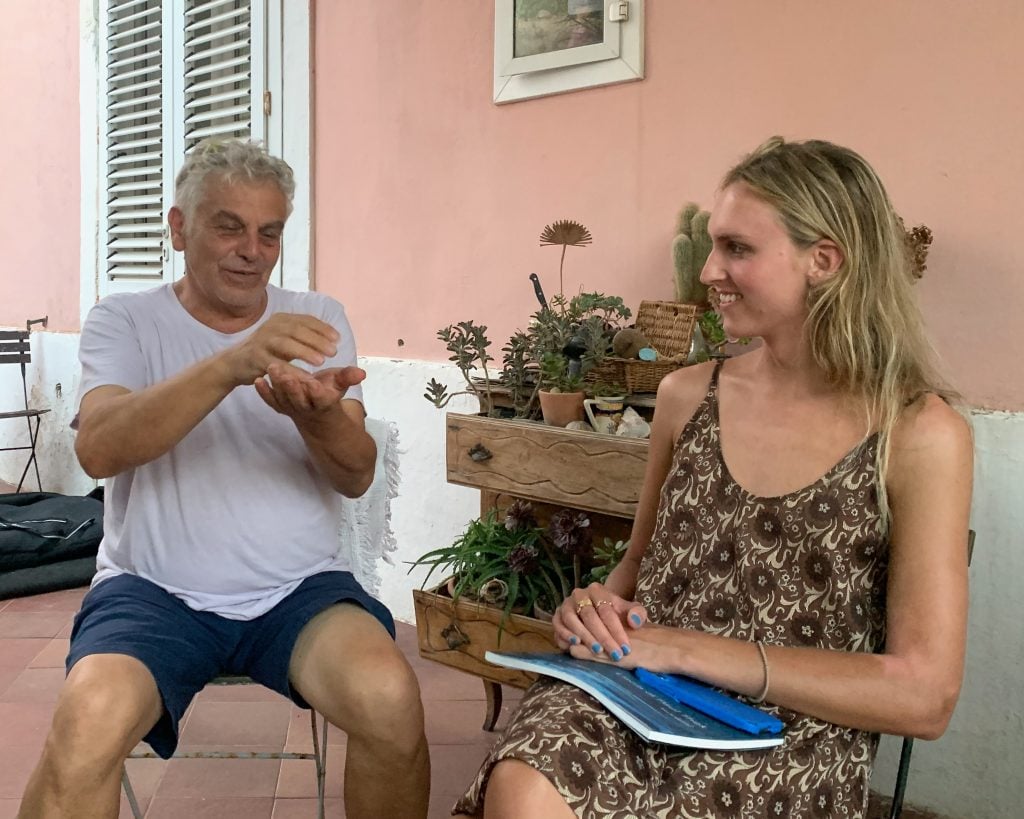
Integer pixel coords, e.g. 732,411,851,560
0,612,71,639
178,700,292,748
0,638,50,668
2,588,86,613
271,797,345,818
26,638,70,669
0,799,20,819
122,756,169,801
0,702,55,749
275,745,345,798
0,744,40,799
0,670,20,698
284,708,346,751
145,796,275,818
0,667,65,704
423,700,506,746
56,621,74,639
429,742,491,814
156,757,281,798
415,661,495,701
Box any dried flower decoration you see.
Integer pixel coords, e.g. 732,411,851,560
507,543,540,575
900,217,933,280
548,509,593,558
504,499,538,532
539,219,593,297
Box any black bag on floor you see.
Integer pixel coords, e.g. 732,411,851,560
0,487,103,598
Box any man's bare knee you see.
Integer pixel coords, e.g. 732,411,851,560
47,654,162,771
343,649,424,751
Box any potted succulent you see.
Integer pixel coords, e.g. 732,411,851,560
409,500,626,636
423,290,631,423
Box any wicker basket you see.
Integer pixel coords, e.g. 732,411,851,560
607,301,699,394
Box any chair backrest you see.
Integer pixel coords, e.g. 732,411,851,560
0,330,32,410
889,527,976,819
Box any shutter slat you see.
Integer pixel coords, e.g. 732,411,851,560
109,237,164,249
184,102,249,125
108,223,163,235
184,53,249,80
185,21,248,50
185,7,246,34
108,266,165,279
186,120,248,141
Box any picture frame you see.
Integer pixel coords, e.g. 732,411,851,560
493,0,645,104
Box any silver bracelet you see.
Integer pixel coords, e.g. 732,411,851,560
752,640,770,703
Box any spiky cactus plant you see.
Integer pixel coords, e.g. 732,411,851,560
672,203,712,306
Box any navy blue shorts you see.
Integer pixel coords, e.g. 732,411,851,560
66,571,395,758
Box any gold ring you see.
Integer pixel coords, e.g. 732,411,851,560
575,599,594,616
595,600,612,609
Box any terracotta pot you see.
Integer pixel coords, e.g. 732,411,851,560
538,390,585,427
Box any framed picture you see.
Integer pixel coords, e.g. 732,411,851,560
494,0,644,104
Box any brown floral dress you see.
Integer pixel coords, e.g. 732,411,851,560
454,363,890,818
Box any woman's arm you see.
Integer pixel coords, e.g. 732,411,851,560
586,394,973,739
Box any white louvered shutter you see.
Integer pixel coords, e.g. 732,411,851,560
100,0,267,293
103,0,166,289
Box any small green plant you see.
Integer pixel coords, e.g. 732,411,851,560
423,321,496,414
409,501,619,634
584,537,629,585
692,310,751,362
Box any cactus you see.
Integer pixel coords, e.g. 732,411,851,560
672,202,712,306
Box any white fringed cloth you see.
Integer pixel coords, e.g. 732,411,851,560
338,418,401,599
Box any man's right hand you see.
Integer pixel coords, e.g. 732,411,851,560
221,313,340,386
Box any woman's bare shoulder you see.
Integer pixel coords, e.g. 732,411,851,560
653,361,718,438
889,394,973,487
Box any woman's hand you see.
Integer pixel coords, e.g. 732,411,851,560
567,622,686,674
552,583,648,662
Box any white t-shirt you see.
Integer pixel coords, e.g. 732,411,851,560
77,284,364,620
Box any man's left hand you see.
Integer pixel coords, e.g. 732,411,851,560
254,363,366,418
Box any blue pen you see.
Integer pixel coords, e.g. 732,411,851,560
634,668,784,736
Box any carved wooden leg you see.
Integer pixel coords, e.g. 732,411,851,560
482,680,503,731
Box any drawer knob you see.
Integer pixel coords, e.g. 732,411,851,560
468,443,493,462
442,622,470,649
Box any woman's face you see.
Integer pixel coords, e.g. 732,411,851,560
700,183,816,343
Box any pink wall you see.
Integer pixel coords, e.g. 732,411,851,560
0,0,81,332
314,1,1024,411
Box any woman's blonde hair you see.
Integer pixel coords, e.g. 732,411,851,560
722,137,954,524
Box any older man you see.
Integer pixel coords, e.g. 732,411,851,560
19,139,429,818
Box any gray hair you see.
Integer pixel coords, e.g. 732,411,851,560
173,137,295,218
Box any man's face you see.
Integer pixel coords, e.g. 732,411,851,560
168,175,288,321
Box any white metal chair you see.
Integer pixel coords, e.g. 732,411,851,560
121,674,329,818
0,320,50,492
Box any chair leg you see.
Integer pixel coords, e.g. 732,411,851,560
14,416,43,493
889,737,914,819
121,765,144,819
310,708,328,819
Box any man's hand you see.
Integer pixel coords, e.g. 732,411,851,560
552,582,648,662
254,363,366,420
222,313,341,387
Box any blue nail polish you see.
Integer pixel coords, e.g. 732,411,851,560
630,613,642,626
569,636,578,646
621,644,631,656
610,650,622,661
591,643,602,654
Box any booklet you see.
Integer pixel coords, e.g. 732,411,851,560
485,651,785,750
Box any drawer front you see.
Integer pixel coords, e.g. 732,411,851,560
446,413,648,519
413,587,554,689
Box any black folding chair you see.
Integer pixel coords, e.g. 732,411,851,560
0,320,50,492
889,528,976,819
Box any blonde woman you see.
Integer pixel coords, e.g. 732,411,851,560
454,138,973,818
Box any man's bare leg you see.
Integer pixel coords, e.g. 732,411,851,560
289,604,430,819
19,654,162,819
